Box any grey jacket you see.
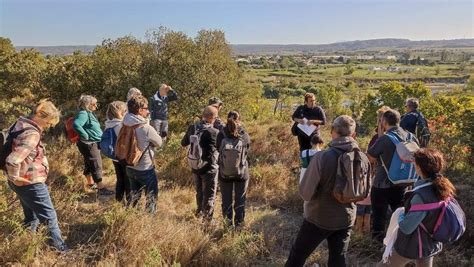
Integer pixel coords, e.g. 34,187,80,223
122,113,162,171
300,136,358,230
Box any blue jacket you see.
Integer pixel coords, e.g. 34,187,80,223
149,90,178,121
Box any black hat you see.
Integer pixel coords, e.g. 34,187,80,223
208,97,223,106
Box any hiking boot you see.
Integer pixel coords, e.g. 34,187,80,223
98,188,114,196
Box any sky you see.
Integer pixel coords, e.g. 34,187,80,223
1,0,473,46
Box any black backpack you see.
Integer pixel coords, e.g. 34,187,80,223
415,112,430,148
0,123,37,171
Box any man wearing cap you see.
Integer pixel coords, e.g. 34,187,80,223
208,97,225,131
149,83,178,142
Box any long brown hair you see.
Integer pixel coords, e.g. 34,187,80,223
227,111,240,138
414,148,456,200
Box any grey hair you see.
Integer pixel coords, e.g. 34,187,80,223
406,98,419,110
203,105,218,120
159,84,168,91
127,87,142,101
79,95,98,111
332,115,356,137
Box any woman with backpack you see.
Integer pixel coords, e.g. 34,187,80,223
3,100,67,251
216,111,251,228
73,95,114,195
377,148,461,267
103,101,130,203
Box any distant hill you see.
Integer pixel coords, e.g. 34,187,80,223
232,39,474,55
16,38,474,56
15,45,96,56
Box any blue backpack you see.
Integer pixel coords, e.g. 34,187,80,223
410,196,466,244
381,131,419,185
100,126,118,160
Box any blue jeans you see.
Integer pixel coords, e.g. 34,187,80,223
126,167,158,214
8,181,67,251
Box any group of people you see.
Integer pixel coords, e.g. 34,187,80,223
1,88,463,267
1,84,251,252
288,93,461,267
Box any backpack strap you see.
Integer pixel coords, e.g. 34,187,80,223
410,201,446,212
380,155,391,180
306,149,310,159
385,131,403,145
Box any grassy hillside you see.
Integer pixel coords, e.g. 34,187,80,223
1,117,472,266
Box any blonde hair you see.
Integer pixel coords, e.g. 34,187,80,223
106,101,127,120
79,95,98,111
376,106,391,121
376,106,391,136
127,87,142,101
32,99,61,126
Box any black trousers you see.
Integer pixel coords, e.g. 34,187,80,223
285,220,351,267
220,179,248,226
76,140,103,183
297,131,319,151
112,161,131,203
194,172,218,220
371,186,406,242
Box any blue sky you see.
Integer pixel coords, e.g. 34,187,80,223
1,0,472,46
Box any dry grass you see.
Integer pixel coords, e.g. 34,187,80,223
0,119,472,266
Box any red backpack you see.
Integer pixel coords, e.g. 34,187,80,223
65,117,80,143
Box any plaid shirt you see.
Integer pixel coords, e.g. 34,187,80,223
5,117,48,186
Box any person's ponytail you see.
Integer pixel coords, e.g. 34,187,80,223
432,174,456,201
227,118,238,138
227,111,240,138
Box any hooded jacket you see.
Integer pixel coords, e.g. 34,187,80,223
122,113,162,171
104,118,123,137
299,136,358,230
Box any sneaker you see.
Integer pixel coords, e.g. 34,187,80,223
98,188,115,196
88,183,98,190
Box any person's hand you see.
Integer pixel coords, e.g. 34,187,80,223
10,176,32,186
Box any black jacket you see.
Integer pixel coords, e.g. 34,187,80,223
216,125,251,181
181,121,219,174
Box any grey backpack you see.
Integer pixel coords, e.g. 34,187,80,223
187,123,211,170
332,147,372,204
218,134,247,180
